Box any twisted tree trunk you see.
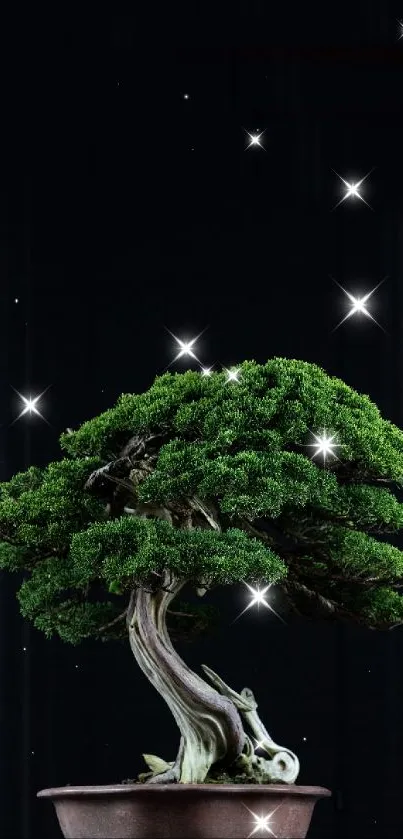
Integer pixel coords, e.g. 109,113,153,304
126,569,301,785
126,570,246,783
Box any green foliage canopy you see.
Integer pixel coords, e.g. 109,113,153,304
1,357,403,644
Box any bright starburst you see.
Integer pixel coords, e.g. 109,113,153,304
331,168,374,210
165,327,208,367
331,275,387,332
10,386,51,426
201,367,213,376
231,583,287,625
224,367,241,383
244,804,283,837
245,129,266,150
306,429,341,464
397,19,403,39
253,738,268,752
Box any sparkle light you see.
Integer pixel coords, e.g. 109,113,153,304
331,275,387,332
10,386,51,426
253,738,267,752
231,583,287,625
175,339,197,359
397,19,403,39
244,804,283,838
201,367,213,376
166,327,207,367
331,168,374,210
306,429,341,464
224,367,241,383
245,129,266,150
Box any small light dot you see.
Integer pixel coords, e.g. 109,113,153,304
183,93,190,100
14,298,19,303
75,664,79,669
302,737,307,742
31,751,35,755
22,647,27,652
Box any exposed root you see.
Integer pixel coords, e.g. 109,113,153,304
131,662,300,786
201,664,300,784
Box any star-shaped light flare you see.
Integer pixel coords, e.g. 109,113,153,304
331,275,387,333
331,168,374,210
253,737,270,754
201,367,213,376
10,386,51,426
223,367,241,383
243,803,283,838
244,129,266,151
397,19,403,39
253,737,268,753
306,429,341,464
165,327,208,367
231,583,287,625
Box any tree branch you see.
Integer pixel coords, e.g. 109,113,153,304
97,609,128,634
282,579,380,627
189,496,221,531
167,610,197,618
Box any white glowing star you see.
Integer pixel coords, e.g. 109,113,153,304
253,738,267,752
10,386,51,426
307,429,341,464
232,583,287,625
331,168,374,210
224,367,241,383
331,275,387,332
397,19,403,39
175,339,197,360
244,804,283,838
201,367,213,376
245,129,266,150
166,327,207,365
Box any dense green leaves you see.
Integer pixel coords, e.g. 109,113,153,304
2,357,403,642
12,517,286,643
60,359,403,482
0,458,104,557
70,517,287,590
352,588,403,627
28,600,121,645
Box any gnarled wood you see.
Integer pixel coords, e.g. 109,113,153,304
201,664,300,783
126,571,246,784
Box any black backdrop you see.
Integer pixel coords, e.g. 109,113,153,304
1,6,403,837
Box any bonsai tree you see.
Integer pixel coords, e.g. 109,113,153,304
2,357,403,786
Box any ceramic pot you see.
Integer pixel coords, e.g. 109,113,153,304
37,782,331,838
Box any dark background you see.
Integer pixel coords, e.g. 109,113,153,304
1,5,403,837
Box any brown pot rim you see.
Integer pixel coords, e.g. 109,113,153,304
37,784,332,799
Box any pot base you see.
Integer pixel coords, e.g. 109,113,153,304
37,783,331,839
